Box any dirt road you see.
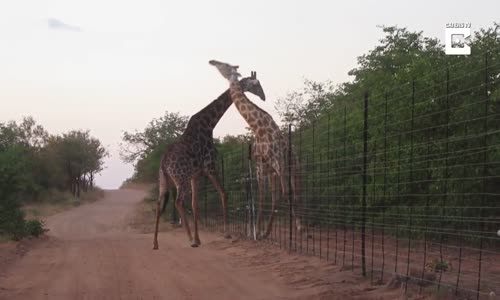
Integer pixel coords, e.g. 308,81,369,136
0,189,339,300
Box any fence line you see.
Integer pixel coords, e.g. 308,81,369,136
197,52,500,299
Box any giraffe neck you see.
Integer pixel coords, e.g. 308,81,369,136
182,89,232,138
229,81,267,134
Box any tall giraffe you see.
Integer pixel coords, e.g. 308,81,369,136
153,73,266,249
209,60,302,238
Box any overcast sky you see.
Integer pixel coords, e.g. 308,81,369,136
1,0,499,189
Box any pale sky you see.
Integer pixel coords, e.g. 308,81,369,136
1,0,499,189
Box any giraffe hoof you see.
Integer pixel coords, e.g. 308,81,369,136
191,238,201,247
224,233,232,239
153,243,159,250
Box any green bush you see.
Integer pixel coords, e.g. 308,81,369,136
0,197,26,240
25,219,45,237
0,197,46,240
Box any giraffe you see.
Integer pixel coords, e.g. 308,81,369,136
209,60,302,238
153,72,266,249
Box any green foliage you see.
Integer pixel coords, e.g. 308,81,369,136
209,24,500,246
46,130,108,195
275,79,336,128
0,143,32,240
0,198,46,239
24,219,45,237
0,116,107,239
0,196,26,240
120,111,189,182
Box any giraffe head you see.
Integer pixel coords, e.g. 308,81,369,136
240,71,266,101
209,59,241,82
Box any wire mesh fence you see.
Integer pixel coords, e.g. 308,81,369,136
199,52,500,299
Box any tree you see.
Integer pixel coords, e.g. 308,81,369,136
120,111,188,181
0,116,108,238
43,130,108,197
84,137,108,189
0,117,48,150
120,111,188,164
268,23,500,233
275,79,336,127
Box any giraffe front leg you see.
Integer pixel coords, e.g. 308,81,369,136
263,173,278,238
190,177,201,247
153,170,168,250
207,173,231,239
153,200,161,250
255,164,266,239
291,167,303,233
170,197,179,225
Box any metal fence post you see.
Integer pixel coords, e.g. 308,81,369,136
204,177,207,226
362,91,369,277
288,124,293,252
382,91,388,282
405,80,416,294
248,143,256,240
342,105,347,267
477,51,490,300
220,155,225,231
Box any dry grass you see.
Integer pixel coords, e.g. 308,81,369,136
120,181,154,191
22,188,105,219
1,190,105,243
79,188,105,203
128,196,178,234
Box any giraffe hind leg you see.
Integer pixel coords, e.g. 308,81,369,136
207,172,231,239
160,190,170,214
190,177,201,247
175,182,193,244
153,170,168,250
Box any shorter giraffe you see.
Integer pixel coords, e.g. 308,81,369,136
209,60,302,238
153,72,265,249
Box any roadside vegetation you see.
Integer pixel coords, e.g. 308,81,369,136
0,117,108,240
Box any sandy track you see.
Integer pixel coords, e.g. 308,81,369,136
0,190,328,300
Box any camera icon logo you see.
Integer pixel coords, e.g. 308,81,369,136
445,24,471,55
